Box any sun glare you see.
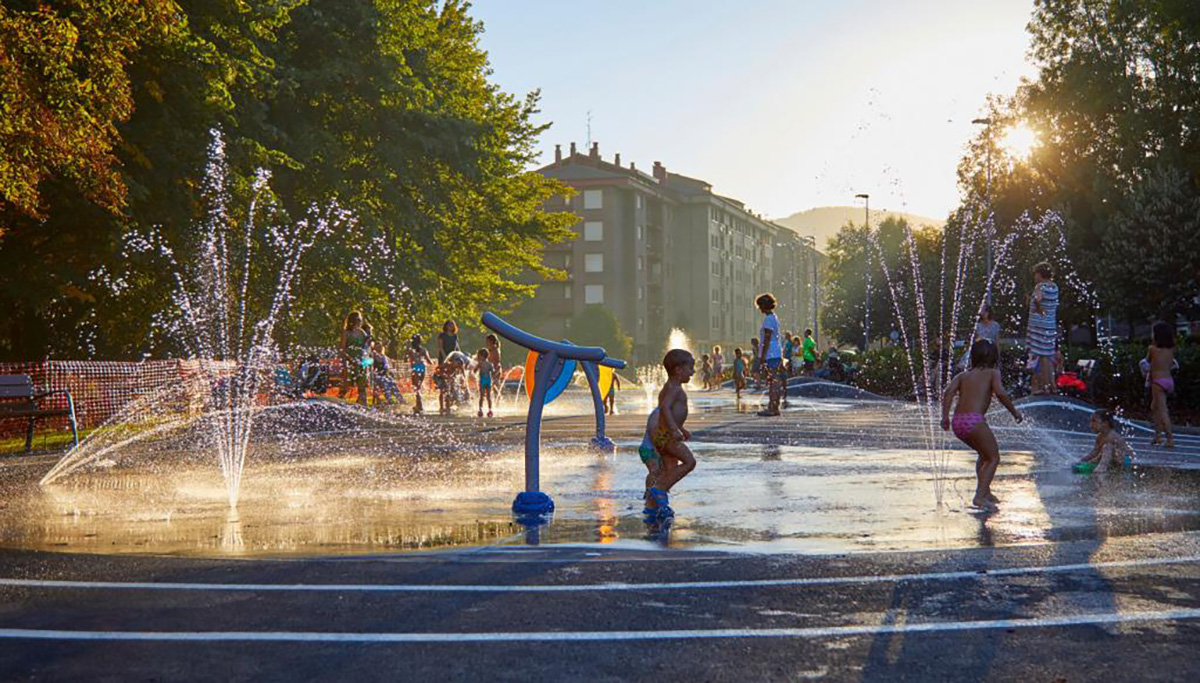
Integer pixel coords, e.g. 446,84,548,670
1000,122,1039,159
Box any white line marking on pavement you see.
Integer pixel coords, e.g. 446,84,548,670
3,608,1200,642
2,554,1197,593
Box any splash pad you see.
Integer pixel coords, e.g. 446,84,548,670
6,390,1200,557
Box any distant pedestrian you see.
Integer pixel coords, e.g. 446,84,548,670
802,328,819,376
1146,321,1176,448
1026,262,1059,395
732,347,747,399
605,373,620,415
750,337,762,390
486,333,503,401
437,320,460,363
975,304,1001,345
474,348,493,418
712,345,724,382
340,311,370,406
756,293,784,417
371,340,402,405
408,334,432,415
783,332,795,376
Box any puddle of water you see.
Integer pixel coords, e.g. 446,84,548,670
3,426,1199,557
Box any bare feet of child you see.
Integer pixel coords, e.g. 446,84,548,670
971,494,999,511
986,492,1001,504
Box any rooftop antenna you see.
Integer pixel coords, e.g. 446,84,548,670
586,110,592,149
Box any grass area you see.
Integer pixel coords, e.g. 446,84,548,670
0,427,96,455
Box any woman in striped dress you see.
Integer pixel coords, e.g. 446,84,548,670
1026,262,1059,395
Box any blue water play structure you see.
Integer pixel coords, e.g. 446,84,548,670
480,312,626,517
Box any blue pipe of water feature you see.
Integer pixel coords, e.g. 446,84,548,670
480,313,625,517
580,358,626,452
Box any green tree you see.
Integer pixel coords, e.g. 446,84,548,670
1099,164,1200,320
946,0,1200,337
264,0,574,349
569,305,632,361
0,0,297,359
0,0,177,220
820,216,944,351
0,0,574,360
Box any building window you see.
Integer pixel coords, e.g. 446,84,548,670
712,289,720,303
636,225,643,241
564,253,573,271
585,284,604,304
712,315,720,329
638,317,644,328
636,194,644,209
583,189,603,209
637,256,644,271
585,253,604,273
638,286,644,300
564,284,572,299
711,262,720,276
584,221,603,241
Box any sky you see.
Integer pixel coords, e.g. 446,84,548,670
472,0,1038,221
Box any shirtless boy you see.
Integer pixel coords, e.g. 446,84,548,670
647,349,696,519
941,339,1023,510
638,408,662,514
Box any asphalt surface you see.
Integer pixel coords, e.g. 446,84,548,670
1,393,1198,680
1,533,1199,681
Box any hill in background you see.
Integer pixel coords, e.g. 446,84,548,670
774,206,945,252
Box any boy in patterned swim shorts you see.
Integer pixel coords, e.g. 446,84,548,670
638,408,662,515
646,349,696,519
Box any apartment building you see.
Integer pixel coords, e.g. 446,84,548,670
515,142,825,365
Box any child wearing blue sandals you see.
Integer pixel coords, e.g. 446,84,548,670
645,349,696,519
638,408,663,515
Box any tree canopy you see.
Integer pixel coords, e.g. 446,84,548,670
0,0,573,360
569,305,633,363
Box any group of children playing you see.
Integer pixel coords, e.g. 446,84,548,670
639,274,1181,520
941,319,1177,513
346,263,1182,522
340,314,506,418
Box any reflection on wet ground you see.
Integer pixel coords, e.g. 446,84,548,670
1,395,1198,557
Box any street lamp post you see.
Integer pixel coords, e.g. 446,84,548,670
809,235,819,343
972,117,994,301
855,193,870,349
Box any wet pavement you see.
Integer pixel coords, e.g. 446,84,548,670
1,394,1198,557
1,391,1198,680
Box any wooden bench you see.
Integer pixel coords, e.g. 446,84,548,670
0,374,78,452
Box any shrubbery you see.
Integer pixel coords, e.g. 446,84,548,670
847,337,1197,425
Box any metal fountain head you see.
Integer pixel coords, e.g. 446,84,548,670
480,312,626,520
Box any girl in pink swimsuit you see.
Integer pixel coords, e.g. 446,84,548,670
941,340,1024,511
1147,321,1176,449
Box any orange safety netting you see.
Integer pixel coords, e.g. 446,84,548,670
0,358,527,435
0,360,238,434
